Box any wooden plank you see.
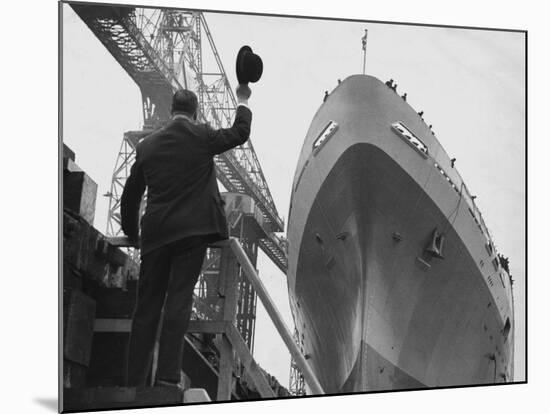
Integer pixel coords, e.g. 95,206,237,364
63,359,88,389
86,331,128,387
64,170,98,226
214,245,240,401
62,212,86,271
228,237,325,395
105,236,229,250
62,386,184,411
63,261,83,290
216,246,229,299
96,238,128,268
221,246,239,322
93,284,136,319
93,319,229,335
209,240,230,249
94,318,131,333
187,320,228,334
63,211,134,288
64,289,96,366
107,236,138,248
226,325,275,398
216,335,234,401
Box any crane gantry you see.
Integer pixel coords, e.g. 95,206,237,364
71,4,288,273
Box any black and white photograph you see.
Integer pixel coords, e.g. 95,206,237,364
7,0,549,413
58,0,528,411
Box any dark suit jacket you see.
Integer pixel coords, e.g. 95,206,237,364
121,105,252,255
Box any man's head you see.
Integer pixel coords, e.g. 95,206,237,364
171,89,198,119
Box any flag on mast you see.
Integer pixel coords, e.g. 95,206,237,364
361,29,368,51
361,29,368,74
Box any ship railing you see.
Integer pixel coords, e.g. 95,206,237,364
393,119,495,251
463,184,496,254
434,158,515,298
430,152,498,263
391,102,505,282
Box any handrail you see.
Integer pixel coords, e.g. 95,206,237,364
226,237,324,395
107,235,324,394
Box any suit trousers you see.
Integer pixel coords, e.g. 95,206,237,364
126,236,209,386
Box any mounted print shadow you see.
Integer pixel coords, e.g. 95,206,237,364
60,0,526,412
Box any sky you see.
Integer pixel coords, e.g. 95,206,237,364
62,2,525,387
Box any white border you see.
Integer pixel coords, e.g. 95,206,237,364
3,0,544,412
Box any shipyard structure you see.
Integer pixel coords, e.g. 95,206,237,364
62,4,297,410
62,2,516,409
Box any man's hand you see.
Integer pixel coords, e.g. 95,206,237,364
236,84,251,105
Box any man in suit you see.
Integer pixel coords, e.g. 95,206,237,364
120,84,252,388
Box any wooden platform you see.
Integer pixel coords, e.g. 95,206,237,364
62,144,291,411
63,386,184,412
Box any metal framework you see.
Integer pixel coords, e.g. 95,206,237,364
232,218,260,351
289,327,307,396
71,4,288,273
191,215,260,352
105,130,149,240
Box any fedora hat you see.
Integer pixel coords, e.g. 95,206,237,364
236,45,263,85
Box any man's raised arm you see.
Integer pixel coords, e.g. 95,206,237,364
208,84,253,155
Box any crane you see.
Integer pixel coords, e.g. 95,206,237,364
70,4,288,273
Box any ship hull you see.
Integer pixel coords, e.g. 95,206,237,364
287,75,514,394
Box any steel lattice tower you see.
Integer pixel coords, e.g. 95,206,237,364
71,4,288,272
71,4,289,358
289,327,306,395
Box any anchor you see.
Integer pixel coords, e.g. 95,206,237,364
425,228,445,259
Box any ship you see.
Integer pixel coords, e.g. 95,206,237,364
286,75,514,393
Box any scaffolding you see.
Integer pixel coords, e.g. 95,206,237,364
289,328,307,396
